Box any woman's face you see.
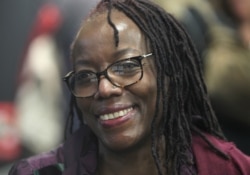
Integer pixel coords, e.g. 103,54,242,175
228,0,250,21
73,10,158,152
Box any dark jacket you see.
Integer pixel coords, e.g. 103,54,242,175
9,126,250,175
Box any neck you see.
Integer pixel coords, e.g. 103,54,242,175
97,136,166,175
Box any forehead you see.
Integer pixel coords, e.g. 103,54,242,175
82,9,140,33
72,9,147,63
73,9,146,53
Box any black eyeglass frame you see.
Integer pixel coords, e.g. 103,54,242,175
63,53,153,98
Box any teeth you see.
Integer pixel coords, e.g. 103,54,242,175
99,107,133,121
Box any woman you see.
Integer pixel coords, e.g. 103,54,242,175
9,0,250,175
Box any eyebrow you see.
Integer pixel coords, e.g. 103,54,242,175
112,48,140,59
73,48,141,68
74,59,92,68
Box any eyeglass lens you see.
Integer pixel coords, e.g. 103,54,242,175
69,58,143,97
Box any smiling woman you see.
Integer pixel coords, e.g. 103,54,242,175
9,0,250,175
68,10,157,155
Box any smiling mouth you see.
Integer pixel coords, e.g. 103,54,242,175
99,107,133,121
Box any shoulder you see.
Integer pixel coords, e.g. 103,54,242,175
192,133,250,175
8,126,96,175
9,145,64,175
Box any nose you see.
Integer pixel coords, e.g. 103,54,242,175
94,77,122,99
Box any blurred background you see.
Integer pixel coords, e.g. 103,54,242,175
0,0,249,174
0,0,98,174
155,0,250,156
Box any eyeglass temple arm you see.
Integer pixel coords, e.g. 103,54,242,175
142,53,153,58
63,71,74,81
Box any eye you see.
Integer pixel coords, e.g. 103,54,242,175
110,60,141,75
74,71,97,84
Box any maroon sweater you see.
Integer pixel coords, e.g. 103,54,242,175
9,127,250,175
192,133,250,175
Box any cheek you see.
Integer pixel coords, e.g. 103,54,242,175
76,99,93,119
131,68,157,112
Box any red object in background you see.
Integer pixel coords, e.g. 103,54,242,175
0,102,21,161
17,3,62,86
33,3,62,37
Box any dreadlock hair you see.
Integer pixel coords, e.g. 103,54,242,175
66,0,229,174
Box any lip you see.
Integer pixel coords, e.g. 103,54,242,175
95,103,133,116
96,105,136,128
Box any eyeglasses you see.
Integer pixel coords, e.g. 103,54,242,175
63,53,153,98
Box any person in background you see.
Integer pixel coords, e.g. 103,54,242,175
9,0,250,175
204,0,250,153
205,0,250,112
156,0,250,155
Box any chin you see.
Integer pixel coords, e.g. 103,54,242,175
98,131,151,153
